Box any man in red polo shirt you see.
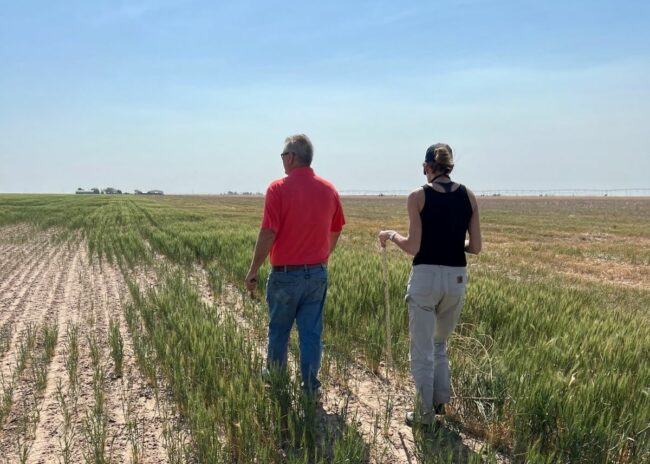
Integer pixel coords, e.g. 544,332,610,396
245,134,345,395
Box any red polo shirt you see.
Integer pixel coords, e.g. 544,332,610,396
262,167,345,266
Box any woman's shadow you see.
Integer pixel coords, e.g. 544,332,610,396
267,375,485,463
308,402,486,464
413,420,488,464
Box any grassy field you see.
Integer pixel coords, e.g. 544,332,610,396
0,194,648,463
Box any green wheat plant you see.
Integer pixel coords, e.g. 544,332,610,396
15,323,38,374
0,372,15,426
0,322,13,357
82,333,109,464
64,323,79,390
108,318,123,378
55,378,77,464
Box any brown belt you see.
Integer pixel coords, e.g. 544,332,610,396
272,263,326,272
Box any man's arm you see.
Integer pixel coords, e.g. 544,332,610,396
245,228,276,291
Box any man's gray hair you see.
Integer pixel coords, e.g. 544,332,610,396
284,134,313,166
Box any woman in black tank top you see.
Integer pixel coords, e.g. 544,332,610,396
379,143,482,428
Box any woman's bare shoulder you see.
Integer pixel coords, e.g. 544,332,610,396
407,187,426,211
463,185,479,210
409,186,425,197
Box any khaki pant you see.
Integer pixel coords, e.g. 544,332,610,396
406,264,467,414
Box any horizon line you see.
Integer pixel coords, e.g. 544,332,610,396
2,187,650,198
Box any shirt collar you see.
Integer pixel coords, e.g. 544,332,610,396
288,166,314,177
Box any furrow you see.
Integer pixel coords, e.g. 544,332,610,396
0,242,65,378
0,240,76,461
29,241,85,463
0,236,49,302
102,260,170,464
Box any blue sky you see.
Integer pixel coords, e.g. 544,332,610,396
1,0,649,194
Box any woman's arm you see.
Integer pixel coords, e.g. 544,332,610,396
464,188,482,254
378,189,423,256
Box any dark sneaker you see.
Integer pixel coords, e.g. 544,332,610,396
304,387,322,404
405,410,433,427
261,368,272,386
434,403,446,415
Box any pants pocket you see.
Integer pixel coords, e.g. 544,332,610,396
405,267,435,310
448,270,467,296
266,273,298,306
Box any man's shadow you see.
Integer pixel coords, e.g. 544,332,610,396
267,377,370,463
311,402,370,463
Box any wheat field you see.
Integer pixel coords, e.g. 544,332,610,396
0,194,648,463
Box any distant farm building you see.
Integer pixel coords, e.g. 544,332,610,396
135,189,164,195
75,187,100,194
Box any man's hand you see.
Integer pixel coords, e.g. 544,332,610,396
244,270,258,292
245,228,276,293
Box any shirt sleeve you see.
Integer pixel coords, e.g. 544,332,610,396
330,192,345,232
261,185,281,232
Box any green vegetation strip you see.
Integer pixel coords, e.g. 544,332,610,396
126,273,368,463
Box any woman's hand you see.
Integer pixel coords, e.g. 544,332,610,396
378,230,396,248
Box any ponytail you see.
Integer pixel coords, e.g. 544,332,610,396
425,143,454,174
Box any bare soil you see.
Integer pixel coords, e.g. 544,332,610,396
0,227,173,464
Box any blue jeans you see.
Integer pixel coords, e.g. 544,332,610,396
266,265,328,392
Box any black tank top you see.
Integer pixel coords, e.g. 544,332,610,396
413,183,473,267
